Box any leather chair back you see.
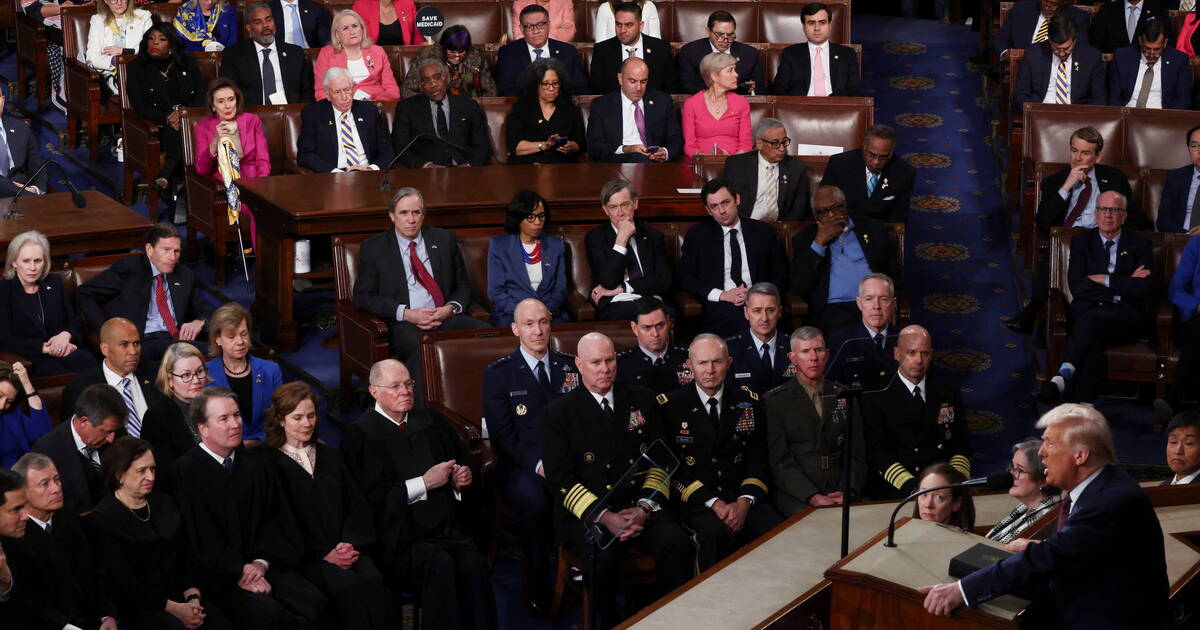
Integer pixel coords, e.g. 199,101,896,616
670,1,758,44
192,50,223,84
60,5,92,61
547,225,592,310
576,93,596,133
450,227,498,313
773,96,873,155
548,320,638,354
576,0,597,43
333,233,365,301
426,2,506,44
479,96,513,164
384,45,413,86
374,99,398,132
1141,167,1167,229
1022,104,1124,167
1124,109,1199,171
145,2,181,23
759,0,850,45
575,41,593,77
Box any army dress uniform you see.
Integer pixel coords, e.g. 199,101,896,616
659,384,784,570
482,347,580,599
541,383,693,629
859,375,970,499
725,332,795,397
616,345,693,396
764,378,867,516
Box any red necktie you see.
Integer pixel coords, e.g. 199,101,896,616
155,274,179,338
1055,493,1071,532
408,241,445,307
1062,182,1092,227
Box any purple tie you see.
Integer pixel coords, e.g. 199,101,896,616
633,100,647,146
1055,493,1071,532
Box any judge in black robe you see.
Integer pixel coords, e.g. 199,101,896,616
169,387,327,630
10,509,117,630
341,359,496,630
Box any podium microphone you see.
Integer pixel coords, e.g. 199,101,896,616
380,133,469,190
5,159,85,218
883,471,1013,548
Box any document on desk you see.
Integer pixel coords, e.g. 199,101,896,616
794,144,843,156
677,188,702,194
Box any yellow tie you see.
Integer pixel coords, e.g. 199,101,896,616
1033,18,1050,44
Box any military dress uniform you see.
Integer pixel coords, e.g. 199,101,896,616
764,379,867,516
659,384,784,570
859,375,970,499
725,332,795,396
616,345,693,396
824,323,899,392
482,348,580,602
541,383,694,629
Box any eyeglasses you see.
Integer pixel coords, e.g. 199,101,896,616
759,136,791,148
814,202,848,216
327,87,354,97
1007,465,1029,479
605,200,635,212
705,198,735,212
1095,206,1127,215
1189,142,1200,151
418,74,445,85
524,212,547,223
540,80,561,89
171,367,208,383
371,380,416,391
522,20,549,31
711,30,736,41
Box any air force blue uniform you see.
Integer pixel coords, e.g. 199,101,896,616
725,332,794,396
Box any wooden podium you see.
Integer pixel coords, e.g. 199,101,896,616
824,518,1029,630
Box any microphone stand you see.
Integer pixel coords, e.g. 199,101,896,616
883,482,965,548
380,133,469,191
4,159,53,219
836,384,864,558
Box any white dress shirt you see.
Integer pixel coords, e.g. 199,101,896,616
332,107,378,171
254,39,287,103
102,361,148,425
897,372,928,400
70,421,100,468
751,153,780,220
1125,52,1163,109
609,223,646,302
752,331,778,368
707,221,754,302
527,41,548,62
1042,52,1073,104
279,0,308,47
620,35,644,60
1171,469,1200,485
806,41,832,97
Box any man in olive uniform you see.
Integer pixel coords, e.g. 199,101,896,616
482,298,579,610
765,326,867,515
616,298,692,395
542,332,693,630
860,325,970,499
660,334,783,570
725,283,794,396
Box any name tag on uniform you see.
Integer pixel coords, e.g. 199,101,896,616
675,435,694,444
734,372,752,379
883,195,896,201
509,390,527,397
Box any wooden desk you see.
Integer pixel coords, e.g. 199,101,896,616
237,163,705,350
0,191,151,256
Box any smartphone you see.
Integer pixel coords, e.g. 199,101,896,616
646,145,661,154
548,136,569,150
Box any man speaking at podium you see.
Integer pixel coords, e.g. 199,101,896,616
920,404,1169,629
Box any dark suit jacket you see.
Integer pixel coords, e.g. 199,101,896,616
677,39,762,95
584,220,674,302
790,216,894,322
12,514,115,629
390,93,491,168
1068,227,1153,312
584,88,683,162
820,149,916,223
1155,164,1197,233
960,465,1169,629
352,226,473,321
1089,0,1174,54
269,0,330,48
30,421,106,516
678,217,788,302
1013,42,1107,107
75,254,212,335
125,55,207,127
493,38,588,96
0,114,46,196
59,364,161,423
296,99,395,172
483,348,578,472
1035,164,1140,236
0,275,84,358
587,35,676,94
217,38,314,106
768,42,861,97
991,2,1091,56
1106,45,1192,109
723,150,810,221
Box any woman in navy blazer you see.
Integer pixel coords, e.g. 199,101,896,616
204,302,283,445
0,231,96,376
487,190,569,326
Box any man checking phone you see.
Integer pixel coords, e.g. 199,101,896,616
586,56,684,163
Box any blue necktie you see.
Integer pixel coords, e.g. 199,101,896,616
289,2,307,48
867,172,879,197
222,457,234,470
534,48,544,59
120,377,141,437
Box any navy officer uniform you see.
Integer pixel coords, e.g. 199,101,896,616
482,345,580,603
823,322,898,392
659,384,782,571
724,331,793,396
615,345,693,396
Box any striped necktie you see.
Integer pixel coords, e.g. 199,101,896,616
339,112,363,166
1054,59,1070,104
120,377,142,437
1033,18,1050,43
762,163,779,220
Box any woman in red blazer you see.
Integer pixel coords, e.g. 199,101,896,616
351,0,424,46
313,9,401,100
193,78,271,246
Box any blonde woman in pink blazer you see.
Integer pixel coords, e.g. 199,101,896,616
312,9,400,101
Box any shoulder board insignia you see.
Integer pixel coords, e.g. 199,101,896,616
656,393,668,405
486,356,510,369
617,348,635,357
740,385,759,401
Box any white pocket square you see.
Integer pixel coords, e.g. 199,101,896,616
882,195,896,201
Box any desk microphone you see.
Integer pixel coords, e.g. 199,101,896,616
5,159,86,218
883,471,1013,548
380,133,469,190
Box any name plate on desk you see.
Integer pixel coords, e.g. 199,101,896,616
950,543,1012,579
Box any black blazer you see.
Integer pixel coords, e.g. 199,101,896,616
587,35,676,94
59,364,161,423
584,88,683,162
139,395,198,474
269,0,330,48
11,514,116,629
0,114,46,195
352,226,473,321
30,421,106,516
1155,163,1196,233
1089,0,1174,54
217,38,314,106
723,150,810,221
584,220,673,301
296,99,396,172
790,216,894,322
678,217,788,302
991,2,1091,56
493,38,589,96
390,93,491,168
960,465,1169,629
1068,227,1153,310
1013,42,1107,107
1106,44,1192,109
0,275,84,358
677,39,762,95
76,254,212,334
768,42,861,97
820,148,916,223
125,55,206,127
1035,164,1140,236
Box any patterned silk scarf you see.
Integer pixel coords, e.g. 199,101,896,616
216,134,242,226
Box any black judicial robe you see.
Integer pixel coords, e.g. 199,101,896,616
0,535,37,629
263,444,377,560
11,513,116,630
